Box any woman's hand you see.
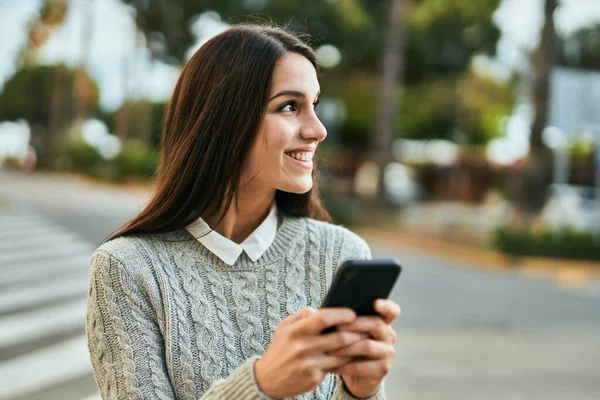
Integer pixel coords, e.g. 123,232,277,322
326,299,401,399
254,307,368,399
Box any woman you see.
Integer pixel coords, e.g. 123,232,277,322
86,24,401,400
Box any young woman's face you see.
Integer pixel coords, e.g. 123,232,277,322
243,52,327,195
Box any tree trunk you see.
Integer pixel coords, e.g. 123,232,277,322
513,0,558,225
374,0,407,209
530,0,558,151
73,0,95,120
41,66,63,168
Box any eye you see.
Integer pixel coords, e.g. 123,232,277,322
277,101,296,113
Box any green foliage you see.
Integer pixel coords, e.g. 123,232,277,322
405,0,501,81
64,136,103,171
321,195,364,225
3,0,506,178
118,0,505,147
97,101,166,148
400,72,515,144
337,68,515,146
0,65,58,124
569,140,594,161
455,72,515,144
558,23,600,71
126,0,500,81
115,139,160,180
494,227,600,261
0,65,99,129
124,0,380,69
400,79,456,141
61,135,158,182
339,72,379,145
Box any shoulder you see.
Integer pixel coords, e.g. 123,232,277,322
304,218,371,260
90,233,162,281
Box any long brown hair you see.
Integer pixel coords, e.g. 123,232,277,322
104,24,331,244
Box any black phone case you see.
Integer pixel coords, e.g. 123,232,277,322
320,258,402,334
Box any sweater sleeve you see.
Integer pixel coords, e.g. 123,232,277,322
86,250,272,400
333,375,385,400
339,228,372,264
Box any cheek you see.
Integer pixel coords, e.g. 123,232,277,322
264,122,294,161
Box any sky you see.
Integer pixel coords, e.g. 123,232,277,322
1,0,600,111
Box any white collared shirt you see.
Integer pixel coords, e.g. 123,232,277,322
185,203,279,266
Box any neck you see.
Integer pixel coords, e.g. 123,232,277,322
202,186,276,244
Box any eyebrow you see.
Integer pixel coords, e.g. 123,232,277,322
268,89,321,102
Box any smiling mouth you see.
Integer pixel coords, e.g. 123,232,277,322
284,151,314,162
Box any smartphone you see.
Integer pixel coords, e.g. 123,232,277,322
320,258,402,334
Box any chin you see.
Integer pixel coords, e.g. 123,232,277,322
284,186,312,195
281,179,313,194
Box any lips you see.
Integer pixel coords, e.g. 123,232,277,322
285,151,314,162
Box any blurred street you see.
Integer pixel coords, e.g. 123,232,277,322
0,170,599,400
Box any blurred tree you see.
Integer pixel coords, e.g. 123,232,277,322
73,0,96,120
0,65,100,167
123,0,505,147
454,72,516,145
124,0,500,78
122,0,378,66
19,0,70,167
400,72,514,145
511,0,557,226
4,0,506,173
374,0,408,208
113,100,166,147
21,0,69,66
340,70,515,146
403,0,501,83
339,72,379,146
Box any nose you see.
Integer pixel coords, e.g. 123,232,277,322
300,111,327,143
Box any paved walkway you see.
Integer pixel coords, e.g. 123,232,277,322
0,204,100,400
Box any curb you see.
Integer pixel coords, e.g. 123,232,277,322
352,226,600,282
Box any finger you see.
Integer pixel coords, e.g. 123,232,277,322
316,354,354,371
338,317,394,343
374,299,401,325
326,339,393,359
310,331,369,353
327,359,392,378
295,308,356,336
281,307,316,327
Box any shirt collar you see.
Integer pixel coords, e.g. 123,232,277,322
185,203,279,266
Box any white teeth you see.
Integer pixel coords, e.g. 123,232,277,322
287,152,313,162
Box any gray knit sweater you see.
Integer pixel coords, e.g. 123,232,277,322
86,215,387,400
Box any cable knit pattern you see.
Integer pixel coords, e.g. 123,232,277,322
232,271,265,359
86,215,387,400
119,260,175,400
171,250,223,391
128,297,175,400
156,250,198,398
87,267,115,397
285,232,307,315
306,226,328,400
104,265,142,399
307,221,322,308
204,267,238,373
263,261,280,336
